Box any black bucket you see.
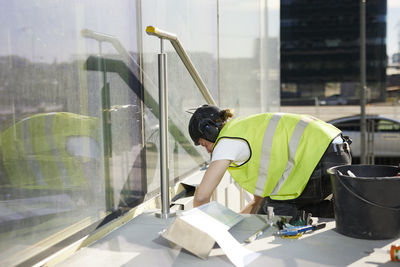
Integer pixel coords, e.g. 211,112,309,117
328,164,400,240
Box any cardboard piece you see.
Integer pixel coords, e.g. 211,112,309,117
162,216,216,259
161,202,244,260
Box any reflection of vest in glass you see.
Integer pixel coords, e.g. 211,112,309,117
1,112,100,189
214,113,341,200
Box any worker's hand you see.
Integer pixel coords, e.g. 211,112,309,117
193,159,231,207
240,195,263,214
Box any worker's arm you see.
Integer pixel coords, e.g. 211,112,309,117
193,159,232,207
240,195,263,214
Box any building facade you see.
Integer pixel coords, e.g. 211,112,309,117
281,0,387,105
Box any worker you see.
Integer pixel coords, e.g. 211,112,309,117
188,105,352,217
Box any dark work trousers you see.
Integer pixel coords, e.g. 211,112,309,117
258,136,352,218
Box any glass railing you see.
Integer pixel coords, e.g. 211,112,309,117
0,1,279,265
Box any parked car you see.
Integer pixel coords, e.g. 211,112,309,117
319,94,348,105
328,114,400,164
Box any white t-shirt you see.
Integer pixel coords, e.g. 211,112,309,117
211,138,251,165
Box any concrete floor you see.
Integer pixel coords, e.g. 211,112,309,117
57,211,400,267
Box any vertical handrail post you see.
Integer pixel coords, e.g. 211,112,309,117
145,26,217,217
155,38,175,218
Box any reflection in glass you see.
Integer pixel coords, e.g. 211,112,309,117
219,0,280,115
0,1,143,265
141,0,219,194
0,0,280,265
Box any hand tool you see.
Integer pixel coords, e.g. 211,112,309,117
245,221,272,243
277,223,326,236
245,208,274,243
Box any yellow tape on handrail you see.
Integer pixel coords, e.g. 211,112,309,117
146,26,156,34
145,25,177,41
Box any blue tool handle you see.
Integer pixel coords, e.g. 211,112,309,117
278,226,312,236
278,223,326,236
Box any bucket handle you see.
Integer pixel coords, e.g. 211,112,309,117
335,170,400,211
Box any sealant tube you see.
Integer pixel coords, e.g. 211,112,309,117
391,244,400,262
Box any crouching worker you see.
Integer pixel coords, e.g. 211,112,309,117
188,105,351,218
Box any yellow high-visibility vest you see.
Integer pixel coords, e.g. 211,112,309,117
1,112,100,189
214,113,341,200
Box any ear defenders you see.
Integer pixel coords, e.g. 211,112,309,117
198,118,221,143
188,104,223,145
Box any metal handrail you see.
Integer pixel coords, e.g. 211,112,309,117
146,26,216,105
146,26,217,218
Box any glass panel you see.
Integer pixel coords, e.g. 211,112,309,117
141,0,218,193
376,119,400,132
333,120,360,131
0,0,281,265
219,0,280,116
0,1,142,265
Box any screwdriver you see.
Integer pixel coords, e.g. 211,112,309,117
245,208,274,243
245,222,272,243
277,223,326,236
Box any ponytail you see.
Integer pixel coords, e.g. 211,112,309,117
217,108,234,126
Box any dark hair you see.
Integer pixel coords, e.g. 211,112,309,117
188,105,234,145
219,108,234,123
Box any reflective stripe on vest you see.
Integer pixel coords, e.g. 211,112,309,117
270,117,311,195
254,113,282,196
21,117,47,186
44,114,73,187
254,114,312,196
